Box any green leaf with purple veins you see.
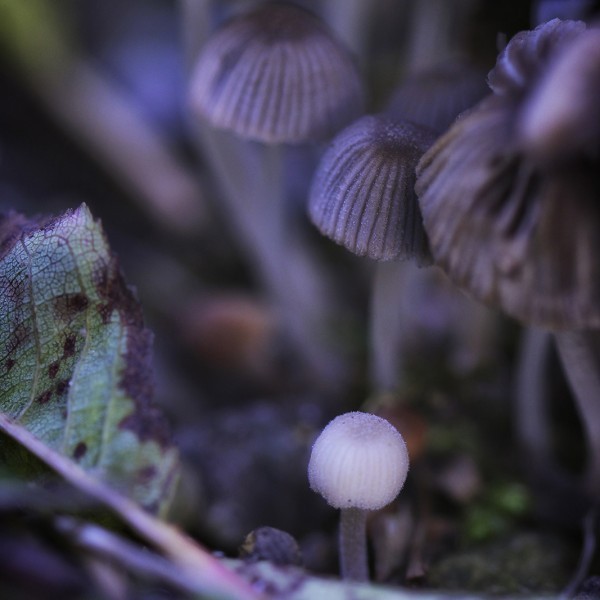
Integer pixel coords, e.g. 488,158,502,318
0,204,179,514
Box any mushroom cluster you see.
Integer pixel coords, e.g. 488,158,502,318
416,18,599,330
415,19,600,495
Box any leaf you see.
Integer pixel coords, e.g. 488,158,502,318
0,204,179,514
0,414,260,600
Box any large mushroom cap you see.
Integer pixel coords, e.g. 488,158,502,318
308,412,409,510
518,27,600,164
189,2,365,144
309,114,435,263
415,19,600,330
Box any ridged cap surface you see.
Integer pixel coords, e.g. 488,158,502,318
308,412,409,510
309,115,435,263
189,3,365,143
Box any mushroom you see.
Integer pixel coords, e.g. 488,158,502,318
415,19,600,498
189,3,364,143
188,2,365,384
309,113,436,390
308,412,409,581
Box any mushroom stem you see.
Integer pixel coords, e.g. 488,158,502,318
555,330,600,495
370,260,411,391
194,124,345,385
515,327,554,465
261,143,285,284
339,507,369,582
180,0,218,70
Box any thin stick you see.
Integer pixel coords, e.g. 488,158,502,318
57,516,218,596
38,63,206,235
0,414,260,600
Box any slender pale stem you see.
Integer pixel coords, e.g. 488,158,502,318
261,143,285,286
180,0,217,70
560,507,598,600
555,330,600,495
515,327,554,463
182,3,347,386
404,0,474,73
370,260,410,392
339,508,369,582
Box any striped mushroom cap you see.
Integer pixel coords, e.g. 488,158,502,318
309,114,436,263
416,19,600,330
189,2,365,144
308,412,409,510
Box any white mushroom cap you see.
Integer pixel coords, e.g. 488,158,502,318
308,412,409,510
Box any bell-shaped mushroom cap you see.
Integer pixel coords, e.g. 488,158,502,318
189,3,365,144
487,18,586,99
308,412,409,511
416,19,600,330
385,61,488,134
309,115,436,263
518,27,600,164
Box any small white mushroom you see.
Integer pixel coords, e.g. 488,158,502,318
308,412,409,581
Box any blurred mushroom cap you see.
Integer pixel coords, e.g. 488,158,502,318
385,61,488,134
416,19,600,330
309,114,435,263
189,2,365,144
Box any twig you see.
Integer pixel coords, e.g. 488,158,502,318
0,414,261,600
56,516,218,597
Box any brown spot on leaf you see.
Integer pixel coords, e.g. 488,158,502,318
53,293,89,322
48,361,60,379
36,390,52,404
118,327,172,448
73,442,87,460
137,465,157,484
5,322,31,356
93,256,143,327
91,255,173,448
5,358,15,372
63,335,77,358
55,379,70,395
144,500,160,514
